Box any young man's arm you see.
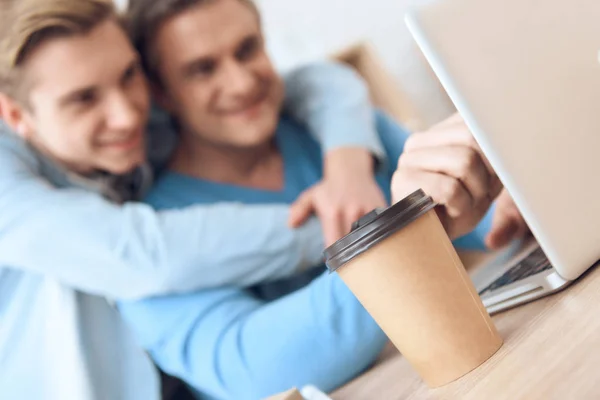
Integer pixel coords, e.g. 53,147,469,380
283,61,386,160
0,62,388,300
283,61,389,244
0,133,324,300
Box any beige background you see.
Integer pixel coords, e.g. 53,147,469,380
256,0,455,128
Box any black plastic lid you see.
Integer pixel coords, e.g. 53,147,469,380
323,189,435,273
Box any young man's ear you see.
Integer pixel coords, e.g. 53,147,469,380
0,93,31,138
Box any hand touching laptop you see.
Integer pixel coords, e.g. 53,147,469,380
485,188,530,249
392,113,528,244
289,111,529,248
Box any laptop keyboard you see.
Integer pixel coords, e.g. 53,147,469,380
478,247,553,295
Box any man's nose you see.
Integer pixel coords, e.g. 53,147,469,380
221,60,256,98
106,91,141,131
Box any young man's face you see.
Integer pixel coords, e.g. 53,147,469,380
153,0,284,149
7,19,150,175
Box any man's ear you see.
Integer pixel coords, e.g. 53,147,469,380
0,93,31,138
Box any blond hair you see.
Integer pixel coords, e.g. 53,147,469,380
126,0,260,85
0,0,116,99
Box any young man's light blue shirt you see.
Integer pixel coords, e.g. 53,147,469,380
0,62,387,400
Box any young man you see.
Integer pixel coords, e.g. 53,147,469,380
0,0,404,398
119,0,526,398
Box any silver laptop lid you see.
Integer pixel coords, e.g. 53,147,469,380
405,0,600,280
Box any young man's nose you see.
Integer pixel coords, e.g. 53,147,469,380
221,60,257,98
106,91,142,131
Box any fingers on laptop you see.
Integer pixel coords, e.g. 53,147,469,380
391,167,493,239
403,113,503,199
398,145,492,210
485,189,529,249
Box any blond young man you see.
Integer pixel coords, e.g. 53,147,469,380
0,0,403,398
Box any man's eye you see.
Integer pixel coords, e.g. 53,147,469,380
72,91,97,106
189,61,216,77
236,37,261,62
122,64,140,84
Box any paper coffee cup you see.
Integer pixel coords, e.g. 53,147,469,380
324,189,503,387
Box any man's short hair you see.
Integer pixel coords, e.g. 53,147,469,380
0,0,116,100
126,0,260,86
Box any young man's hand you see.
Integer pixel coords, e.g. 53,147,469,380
392,113,503,239
289,148,386,246
485,188,530,249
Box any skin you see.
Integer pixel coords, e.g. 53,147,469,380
153,0,285,157
0,19,149,175
392,114,527,241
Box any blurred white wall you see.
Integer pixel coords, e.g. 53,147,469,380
113,0,127,12
113,0,456,127
257,0,455,127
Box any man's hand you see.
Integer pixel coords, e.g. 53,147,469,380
392,114,503,239
485,188,530,249
289,148,387,246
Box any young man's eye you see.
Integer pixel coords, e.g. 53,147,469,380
189,60,216,78
122,63,141,85
236,37,262,62
72,90,97,106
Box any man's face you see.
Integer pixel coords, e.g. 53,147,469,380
154,0,284,149
17,19,150,175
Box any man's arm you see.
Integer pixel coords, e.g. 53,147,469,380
283,61,390,243
0,133,324,300
283,60,386,160
0,62,389,299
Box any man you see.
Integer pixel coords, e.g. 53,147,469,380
119,0,527,398
0,0,405,398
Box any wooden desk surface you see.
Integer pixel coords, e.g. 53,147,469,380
331,251,600,400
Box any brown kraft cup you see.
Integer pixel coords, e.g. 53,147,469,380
324,189,503,387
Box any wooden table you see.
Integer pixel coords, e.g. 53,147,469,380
331,251,600,399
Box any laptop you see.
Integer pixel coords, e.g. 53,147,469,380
404,0,600,313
